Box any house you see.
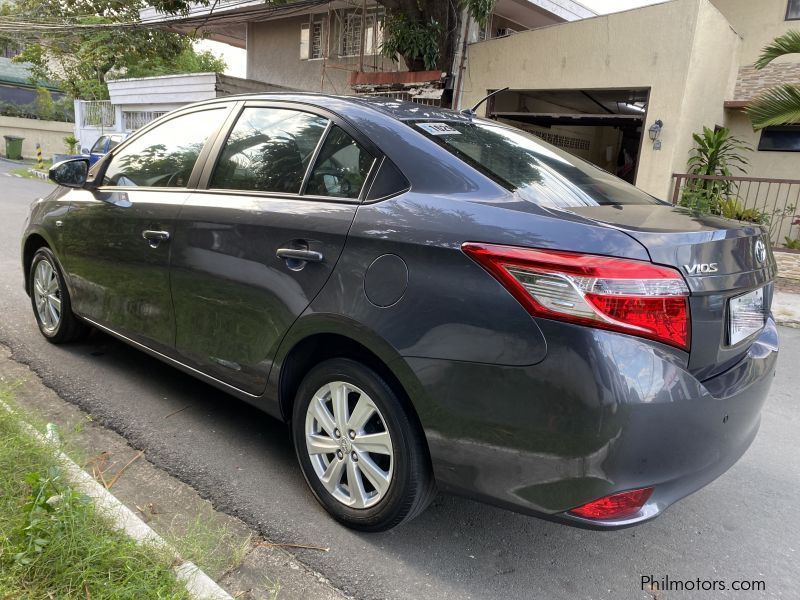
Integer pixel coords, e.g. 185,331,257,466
74,71,292,153
140,0,595,104
461,0,800,208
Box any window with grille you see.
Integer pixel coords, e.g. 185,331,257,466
300,21,324,59
341,13,363,57
339,11,383,57
787,0,800,20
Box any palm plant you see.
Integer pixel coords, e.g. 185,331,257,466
681,126,751,214
746,30,800,129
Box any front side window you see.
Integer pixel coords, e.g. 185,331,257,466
305,126,374,199
788,0,800,20
412,120,660,207
210,107,329,193
758,126,800,151
102,109,226,188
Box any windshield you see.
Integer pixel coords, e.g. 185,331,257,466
411,120,661,208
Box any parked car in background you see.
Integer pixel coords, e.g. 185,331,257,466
22,94,778,532
83,133,127,165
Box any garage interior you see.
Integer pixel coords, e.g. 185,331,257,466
487,88,650,185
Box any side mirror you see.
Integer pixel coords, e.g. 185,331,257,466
49,158,89,188
81,147,89,154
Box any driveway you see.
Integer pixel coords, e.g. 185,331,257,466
0,163,796,599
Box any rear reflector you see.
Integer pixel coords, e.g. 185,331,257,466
462,243,690,350
568,487,654,520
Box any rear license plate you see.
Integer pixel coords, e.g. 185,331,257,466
728,287,766,345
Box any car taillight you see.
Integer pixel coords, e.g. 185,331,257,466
462,243,690,351
568,487,654,520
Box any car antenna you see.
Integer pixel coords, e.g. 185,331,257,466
460,87,509,118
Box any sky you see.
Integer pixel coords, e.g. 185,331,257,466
195,0,667,78
577,0,664,14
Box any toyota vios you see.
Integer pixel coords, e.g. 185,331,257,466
22,95,778,531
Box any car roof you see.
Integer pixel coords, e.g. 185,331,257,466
189,92,474,123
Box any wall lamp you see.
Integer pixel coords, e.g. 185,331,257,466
648,119,664,142
648,119,664,151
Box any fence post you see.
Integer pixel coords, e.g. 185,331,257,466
671,174,683,205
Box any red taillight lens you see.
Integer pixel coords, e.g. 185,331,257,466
462,243,690,350
568,487,654,520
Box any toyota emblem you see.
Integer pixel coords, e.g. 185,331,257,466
755,240,767,264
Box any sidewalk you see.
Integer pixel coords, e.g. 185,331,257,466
774,251,800,328
0,345,349,600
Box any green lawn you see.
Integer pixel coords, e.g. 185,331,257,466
0,386,190,600
9,160,53,181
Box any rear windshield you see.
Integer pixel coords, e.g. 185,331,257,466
411,120,661,207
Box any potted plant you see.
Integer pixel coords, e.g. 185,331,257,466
53,135,81,163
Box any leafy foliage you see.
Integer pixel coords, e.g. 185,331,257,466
680,127,753,217
0,391,189,598
9,0,226,100
747,84,800,129
747,30,800,130
381,14,442,71
754,30,800,70
379,0,496,71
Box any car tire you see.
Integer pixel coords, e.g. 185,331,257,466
29,247,87,344
292,358,435,531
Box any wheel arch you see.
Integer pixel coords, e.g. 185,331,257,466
271,316,429,447
22,230,55,295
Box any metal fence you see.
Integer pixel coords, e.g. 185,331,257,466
80,100,114,128
671,173,800,248
122,110,167,132
356,90,442,107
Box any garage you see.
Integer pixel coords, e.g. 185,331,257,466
486,88,650,185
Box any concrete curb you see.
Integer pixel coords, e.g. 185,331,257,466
0,399,233,600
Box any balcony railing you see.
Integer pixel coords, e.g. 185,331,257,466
671,173,800,248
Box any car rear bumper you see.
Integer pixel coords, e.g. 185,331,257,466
405,317,778,529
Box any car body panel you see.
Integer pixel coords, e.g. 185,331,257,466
170,191,359,395
59,188,187,353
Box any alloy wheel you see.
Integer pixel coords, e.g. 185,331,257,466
33,258,61,333
304,381,394,509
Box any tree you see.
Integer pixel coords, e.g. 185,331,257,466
746,30,800,129
10,0,226,100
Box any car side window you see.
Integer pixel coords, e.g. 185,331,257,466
210,107,329,193
90,136,107,154
102,109,227,188
305,126,374,199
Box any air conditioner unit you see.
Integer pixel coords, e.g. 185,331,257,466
496,27,517,37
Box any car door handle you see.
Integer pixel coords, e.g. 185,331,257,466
276,248,323,263
142,230,170,248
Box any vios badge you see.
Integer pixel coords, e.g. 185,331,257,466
755,240,767,264
684,263,719,275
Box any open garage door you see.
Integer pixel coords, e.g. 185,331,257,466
487,88,649,185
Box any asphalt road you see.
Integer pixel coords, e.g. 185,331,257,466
1,163,797,599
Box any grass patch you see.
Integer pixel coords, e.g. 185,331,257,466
10,161,52,181
166,515,251,580
0,387,190,599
